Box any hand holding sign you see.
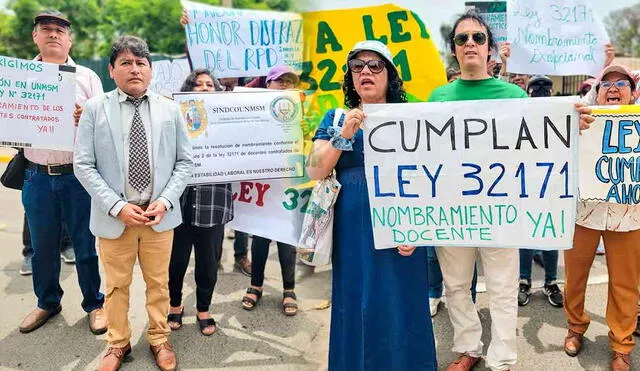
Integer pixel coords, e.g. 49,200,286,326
576,102,594,131
341,109,365,140
73,103,82,126
180,8,189,27
397,244,416,256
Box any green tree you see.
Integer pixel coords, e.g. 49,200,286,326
605,3,640,58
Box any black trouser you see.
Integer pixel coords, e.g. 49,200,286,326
22,213,71,257
250,236,296,290
234,231,249,259
169,191,224,312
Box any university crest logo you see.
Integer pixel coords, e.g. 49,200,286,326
180,99,208,138
270,96,299,123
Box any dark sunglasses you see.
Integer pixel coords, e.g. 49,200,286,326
453,32,487,46
348,59,386,74
600,80,631,89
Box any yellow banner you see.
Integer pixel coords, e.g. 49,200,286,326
300,4,447,137
591,105,640,116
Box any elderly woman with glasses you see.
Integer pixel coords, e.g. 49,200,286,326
564,64,640,371
306,40,437,371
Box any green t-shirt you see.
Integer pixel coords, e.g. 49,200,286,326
428,77,527,102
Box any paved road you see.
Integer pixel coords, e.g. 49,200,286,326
0,161,638,370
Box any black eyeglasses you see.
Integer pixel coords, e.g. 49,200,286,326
453,32,487,46
600,80,631,89
348,59,386,74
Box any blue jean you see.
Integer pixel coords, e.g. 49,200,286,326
22,168,104,312
427,246,477,303
519,249,558,284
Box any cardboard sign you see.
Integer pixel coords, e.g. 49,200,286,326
506,0,609,76
0,56,76,150
150,58,191,97
578,105,640,204
227,178,312,245
364,97,580,250
182,0,303,78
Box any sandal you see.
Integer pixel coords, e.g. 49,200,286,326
242,287,263,311
282,291,298,316
167,306,184,330
197,315,217,336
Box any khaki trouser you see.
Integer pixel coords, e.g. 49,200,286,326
99,226,173,348
564,224,640,354
436,246,519,371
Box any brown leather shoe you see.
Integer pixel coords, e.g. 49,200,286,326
98,343,131,371
611,352,631,371
89,308,108,335
19,305,62,333
564,329,584,357
150,342,177,371
446,354,481,371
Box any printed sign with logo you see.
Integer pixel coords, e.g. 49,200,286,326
364,97,580,250
0,56,76,150
174,90,304,184
578,105,640,204
182,0,303,78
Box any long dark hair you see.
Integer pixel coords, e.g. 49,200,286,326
180,68,223,92
342,52,407,109
448,10,496,62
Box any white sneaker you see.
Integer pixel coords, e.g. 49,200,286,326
429,297,442,317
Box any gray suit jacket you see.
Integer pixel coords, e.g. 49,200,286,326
74,89,193,239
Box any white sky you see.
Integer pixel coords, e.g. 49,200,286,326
300,0,640,52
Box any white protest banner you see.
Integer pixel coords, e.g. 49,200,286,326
181,0,303,78
465,1,507,61
364,97,579,250
0,56,75,150
173,90,304,184
578,105,640,204
227,178,313,245
150,58,191,97
506,0,609,76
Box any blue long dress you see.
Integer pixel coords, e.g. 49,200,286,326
313,109,437,371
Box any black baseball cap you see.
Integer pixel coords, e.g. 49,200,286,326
34,9,71,27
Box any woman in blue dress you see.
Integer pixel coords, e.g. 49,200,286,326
307,40,437,371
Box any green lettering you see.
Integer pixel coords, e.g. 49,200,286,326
372,207,385,227
393,49,412,81
316,22,343,54
410,11,430,39
388,11,411,42
362,15,388,44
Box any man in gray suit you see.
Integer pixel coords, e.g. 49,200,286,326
74,35,193,371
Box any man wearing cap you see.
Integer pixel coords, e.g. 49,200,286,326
18,9,106,335
564,63,640,371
